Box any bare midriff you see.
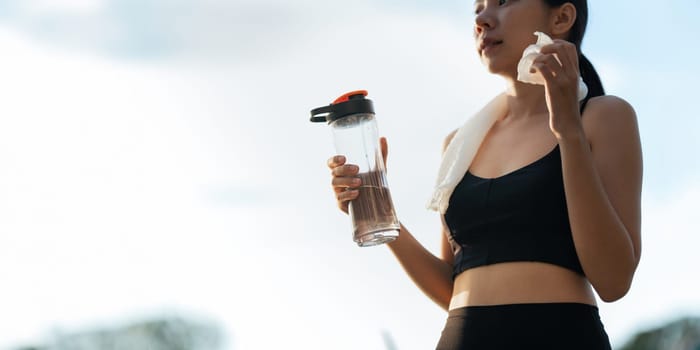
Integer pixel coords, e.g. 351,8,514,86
448,261,597,310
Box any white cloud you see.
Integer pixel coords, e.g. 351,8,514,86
17,0,107,15
3,0,382,61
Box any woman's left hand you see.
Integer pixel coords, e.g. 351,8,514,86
530,39,584,140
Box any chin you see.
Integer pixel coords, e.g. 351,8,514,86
481,60,507,75
480,58,517,78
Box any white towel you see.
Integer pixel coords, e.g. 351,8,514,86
426,32,588,214
425,93,508,214
518,32,588,100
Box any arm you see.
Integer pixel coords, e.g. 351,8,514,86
385,131,458,310
327,134,457,310
386,223,454,310
558,96,643,302
534,41,643,302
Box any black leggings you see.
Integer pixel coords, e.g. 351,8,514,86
436,303,612,350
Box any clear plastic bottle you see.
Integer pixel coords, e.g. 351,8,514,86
311,90,400,247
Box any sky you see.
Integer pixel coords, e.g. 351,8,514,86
0,0,699,349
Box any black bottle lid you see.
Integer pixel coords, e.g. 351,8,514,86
310,90,375,124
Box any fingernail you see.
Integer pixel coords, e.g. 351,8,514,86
352,178,361,185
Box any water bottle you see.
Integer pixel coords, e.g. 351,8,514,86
310,90,400,247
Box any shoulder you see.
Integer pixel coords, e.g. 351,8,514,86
581,95,643,181
582,95,639,147
442,129,459,153
584,95,636,117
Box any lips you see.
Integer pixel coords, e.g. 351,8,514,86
479,38,503,55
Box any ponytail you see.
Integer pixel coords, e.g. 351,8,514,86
578,53,604,111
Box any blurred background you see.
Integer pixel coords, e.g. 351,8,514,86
0,0,698,349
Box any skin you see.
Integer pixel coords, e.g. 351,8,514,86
327,0,642,311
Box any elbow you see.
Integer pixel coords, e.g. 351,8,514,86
593,256,639,303
433,295,451,312
427,279,454,312
437,289,453,311
439,301,450,312
597,275,634,303
599,288,628,303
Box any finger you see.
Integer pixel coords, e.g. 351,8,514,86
332,175,361,189
337,188,359,202
536,52,563,69
327,155,346,169
337,201,350,214
531,54,563,79
331,164,359,177
566,45,580,76
531,61,556,83
539,42,563,55
561,40,579,72
541,42,576,67
539,45,563,66
540,41,572,56
380,136,388,167
541,42,578,76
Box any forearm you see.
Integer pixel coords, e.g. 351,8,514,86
387,223,454,310
558,132,637,301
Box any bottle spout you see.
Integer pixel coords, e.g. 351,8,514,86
332,90,368,104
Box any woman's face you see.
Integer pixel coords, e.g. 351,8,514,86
473,0,553,76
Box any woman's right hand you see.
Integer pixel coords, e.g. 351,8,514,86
327,137,388,214
327,155,361,214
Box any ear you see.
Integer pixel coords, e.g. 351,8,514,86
550,3,577,37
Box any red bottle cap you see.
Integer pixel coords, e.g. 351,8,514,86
332,90,368,105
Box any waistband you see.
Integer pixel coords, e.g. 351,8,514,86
447,302,600,318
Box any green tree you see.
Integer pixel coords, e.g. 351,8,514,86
619,317,700,350
15,316,223,350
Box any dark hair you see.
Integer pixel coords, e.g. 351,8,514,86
543,0,604,108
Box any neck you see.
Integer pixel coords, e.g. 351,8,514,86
502,78,549,119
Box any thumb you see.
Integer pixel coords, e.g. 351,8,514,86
380,136,388,168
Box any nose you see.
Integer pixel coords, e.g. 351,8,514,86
474,10,494,36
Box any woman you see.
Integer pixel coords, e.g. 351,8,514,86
327,0,642,348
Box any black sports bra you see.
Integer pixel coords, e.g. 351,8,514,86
443,144,585,279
